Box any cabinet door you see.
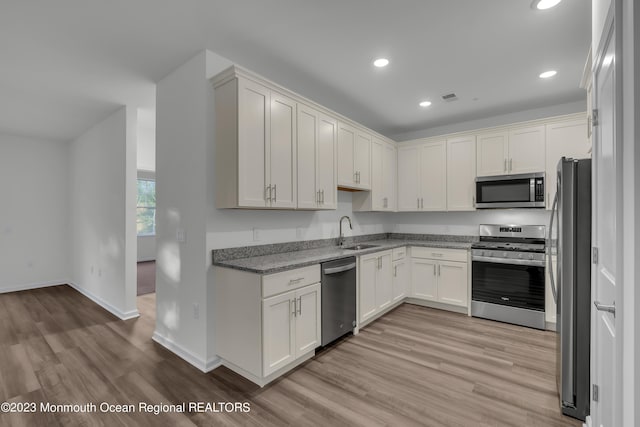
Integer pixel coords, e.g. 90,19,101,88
296,104,318,209
359,254,378,323
337,122,355,186
375,252,393,311
545,118,589,209
295,283,321,356
437,260,468,307
354,130,372,189
262,291,295,376
237,78,269,207
392,259,407,302
447,136,476,211
397,146,421,211
370,138,384,210
317,114,337,209
476,131,508,176
269,91,297,208
420,141,447,211
383,143,397,211
411,258,438,301
508,125,545,174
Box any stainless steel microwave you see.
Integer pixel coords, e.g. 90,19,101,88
475,172,545,209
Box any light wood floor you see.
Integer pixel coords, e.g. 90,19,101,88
0,285,581,426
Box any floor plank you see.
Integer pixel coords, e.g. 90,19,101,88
0,286,581,426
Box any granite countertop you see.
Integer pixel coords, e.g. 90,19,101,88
213,238,473,275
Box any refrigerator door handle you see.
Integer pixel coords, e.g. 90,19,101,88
548,191,559,304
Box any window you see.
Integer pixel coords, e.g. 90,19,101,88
137,179,156,236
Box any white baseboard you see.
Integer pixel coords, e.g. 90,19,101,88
152,331,220,373
0,280,68,294
67,282,140,320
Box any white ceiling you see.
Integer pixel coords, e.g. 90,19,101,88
1,0,590,142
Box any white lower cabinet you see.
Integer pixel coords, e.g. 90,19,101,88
392,247,407,302
214,264,321,387
410,247,468,308
359,250,393,323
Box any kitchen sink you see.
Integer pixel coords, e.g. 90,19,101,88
342,244,379,251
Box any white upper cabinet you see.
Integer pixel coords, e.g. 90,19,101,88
397,141,446,211
545,117,590,209
213,75,297,209
397,146,421,211
353,137,396,212
420,141,447,210
446,135,476,211
338,122,371,190
476,131,509,177
508,125,545,174
476,126,545,177
297,103,337,210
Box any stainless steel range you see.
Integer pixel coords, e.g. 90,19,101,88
471,224,546,330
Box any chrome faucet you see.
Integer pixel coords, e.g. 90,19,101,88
338,215,352,247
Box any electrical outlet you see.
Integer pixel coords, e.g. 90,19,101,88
176,228,186,243
253,228,261,242
193,303,200,319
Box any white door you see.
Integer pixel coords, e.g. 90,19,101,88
392,259,407,302
411,258,438,301
447,135,476,211
397,146,421,211
237,78,269,207
354,130,371,189
375,252,393,311
296,104,318,209
295,283,321,356
262,291,295,376
590,23,619,427
317,114,337,209
359,254,378,322
476,131,508,176
383,143,397,211
437,261,468,307
337,122,355,187
420,141,447,211
269,91,297,208
508,125,546,174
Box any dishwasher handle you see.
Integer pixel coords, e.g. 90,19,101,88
323,263,356,275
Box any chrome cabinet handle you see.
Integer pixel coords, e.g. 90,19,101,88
417,198,420,209
393,265,397,277
291,298,297,316
431,253,443,257
321,189,324,204
438,264,441,276
289,277,304,284
266,185,272,202
594,301,616,317
509,158,513,171
421,198,424,209
357,171,361,183
273,184,277,203
504,159,507,172
433,264,436,275
317,190,320,204
297,296,302,315
472,196,475,207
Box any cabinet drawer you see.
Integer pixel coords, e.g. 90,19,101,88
392,247,407,261
262,265,320,298
410,246,467,262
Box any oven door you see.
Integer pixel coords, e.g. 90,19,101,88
475,173,544,208
471,259,545,311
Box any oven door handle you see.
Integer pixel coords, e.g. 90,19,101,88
471,256,545,267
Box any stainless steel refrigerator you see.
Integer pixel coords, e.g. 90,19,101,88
549,157,591,421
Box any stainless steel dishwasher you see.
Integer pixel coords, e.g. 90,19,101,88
321,257,357,346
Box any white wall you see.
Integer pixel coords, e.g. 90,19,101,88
69,106,138,320
0,134,70,291
391,210,551,237
137,107,155,171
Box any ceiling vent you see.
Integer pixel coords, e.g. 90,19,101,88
441,93,458,102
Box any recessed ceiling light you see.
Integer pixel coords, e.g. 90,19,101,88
539,70,557,79
419,101,432,107
531,0,562,10
373,58,389,68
